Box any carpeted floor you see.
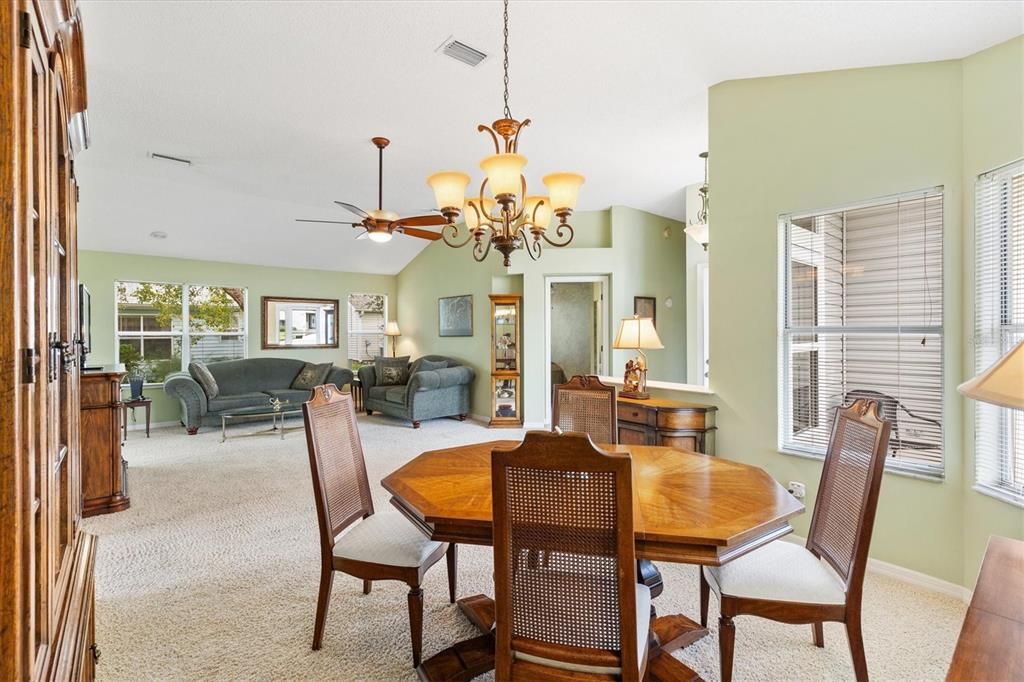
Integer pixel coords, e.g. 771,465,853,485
84,415,965,681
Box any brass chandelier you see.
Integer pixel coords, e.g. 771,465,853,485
427,0,584,266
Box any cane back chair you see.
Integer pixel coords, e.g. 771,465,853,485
552,375,618,445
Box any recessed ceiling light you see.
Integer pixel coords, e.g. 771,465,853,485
149,152,192,167
149,231,168,239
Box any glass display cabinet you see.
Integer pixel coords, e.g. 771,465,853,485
489,294,522,427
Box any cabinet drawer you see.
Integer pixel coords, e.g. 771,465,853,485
618,404,653,426
657,409,707,431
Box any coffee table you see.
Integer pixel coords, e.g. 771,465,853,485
220,401,304,442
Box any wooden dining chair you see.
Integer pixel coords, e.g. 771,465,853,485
303,384,457,667
552,375,618,444
491,430,649,681
699,399,892,682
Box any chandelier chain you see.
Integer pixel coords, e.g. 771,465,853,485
502,0,511,119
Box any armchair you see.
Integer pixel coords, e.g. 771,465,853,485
359,355,474,428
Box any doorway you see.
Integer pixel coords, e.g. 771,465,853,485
545,275,610,425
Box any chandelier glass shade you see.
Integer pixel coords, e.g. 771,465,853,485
426,0,584,266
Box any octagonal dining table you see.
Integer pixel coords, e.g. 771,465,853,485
381,440,805,681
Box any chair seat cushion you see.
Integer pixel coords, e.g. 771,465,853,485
366,386,393,403
332,509,443,568
703,540,847,605
207,392,272,412
515,583,651,675
385,387,406,404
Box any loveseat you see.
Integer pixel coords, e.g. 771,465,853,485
164,357,353,434
358,355,474,428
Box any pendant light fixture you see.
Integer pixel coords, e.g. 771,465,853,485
427,0,584,266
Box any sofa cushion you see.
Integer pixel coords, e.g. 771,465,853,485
411,358,448,375
291,362,333,390
367,386,392,403
205,358,306,395
264,389,314,405
188,361,220,399
375,356,410,386
385,387,406,405
207,392,272,412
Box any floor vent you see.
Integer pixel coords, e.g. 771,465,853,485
437,37,488,67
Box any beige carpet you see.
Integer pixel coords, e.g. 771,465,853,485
84,415,965,681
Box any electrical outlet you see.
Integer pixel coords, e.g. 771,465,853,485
788,481,806,499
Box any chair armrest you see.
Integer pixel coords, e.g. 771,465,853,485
164,371,208,431
409,366,475,392
357,365,377,391
326,366,354,389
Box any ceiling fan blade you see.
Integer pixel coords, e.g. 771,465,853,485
334,201,369,218
296,219,360,225
356,231,369,240
397,226,443,241
393,214,447,228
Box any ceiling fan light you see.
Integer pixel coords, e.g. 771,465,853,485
543,172,585,212
465,197,496,231
427,171,471,212
480,153,527,198
367,230,393,243
522,195,552,229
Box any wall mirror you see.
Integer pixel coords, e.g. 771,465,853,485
261,296,338,349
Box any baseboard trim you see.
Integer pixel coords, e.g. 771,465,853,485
785,535,971,602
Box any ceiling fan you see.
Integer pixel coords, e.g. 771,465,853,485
296,137,446,243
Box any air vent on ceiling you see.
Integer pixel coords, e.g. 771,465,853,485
149,152,192,167
437,36,488,67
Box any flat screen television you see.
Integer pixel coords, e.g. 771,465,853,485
79,283,92,367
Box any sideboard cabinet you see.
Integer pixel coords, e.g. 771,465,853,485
617,396,717,455
81,368,130,517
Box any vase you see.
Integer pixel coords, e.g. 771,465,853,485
129,376,144,400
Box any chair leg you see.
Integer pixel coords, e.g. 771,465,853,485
362,580,372,595
312,567,334,650
699,568,710,628
446,544,458,604
719,615,736,682
846,617,868,682
812,622,824,648
407,585,424,668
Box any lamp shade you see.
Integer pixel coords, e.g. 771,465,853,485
612,315,664,350
684,221,709,247
427,171,471,210
384,321,401,337
543,172,585,211
522,195,552,229
958,339,1024,409
480,153,527,197
366,229,392,243
464,197,496,231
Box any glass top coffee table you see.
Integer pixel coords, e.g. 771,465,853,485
220,399,304,442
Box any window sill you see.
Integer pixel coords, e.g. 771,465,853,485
778,447,945,483
972,483,1024,509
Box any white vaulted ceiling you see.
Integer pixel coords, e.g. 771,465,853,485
76,0,1023,274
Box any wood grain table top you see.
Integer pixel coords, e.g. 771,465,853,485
382,440,805,566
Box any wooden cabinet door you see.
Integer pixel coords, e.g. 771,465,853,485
656,433,700,453
617,423,649,446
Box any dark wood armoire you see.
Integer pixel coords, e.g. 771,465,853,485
1,1,96,679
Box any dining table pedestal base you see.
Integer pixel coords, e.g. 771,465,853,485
416,589,708,682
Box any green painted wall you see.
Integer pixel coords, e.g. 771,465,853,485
395,207,689,423
704,36,1024,588
78,251,396,425
960,37,1024,585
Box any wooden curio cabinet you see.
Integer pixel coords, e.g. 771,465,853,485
1,2,97,679
489,294,522,427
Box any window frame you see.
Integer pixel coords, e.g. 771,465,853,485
114,280,249,385
777,187,946,481
973,160,1024,507
346,292,389,369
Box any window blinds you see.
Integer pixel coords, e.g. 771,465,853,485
974,160,1024,503
347,293,387,365
780,189,945,477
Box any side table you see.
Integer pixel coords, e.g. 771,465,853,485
122,397,152,439
350,378,363,411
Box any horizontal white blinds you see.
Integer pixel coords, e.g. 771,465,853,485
780,190,944,477
347,293,387,364
974,160,1024,502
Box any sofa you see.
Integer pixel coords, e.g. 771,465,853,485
164,357,353,434
358,355,474,428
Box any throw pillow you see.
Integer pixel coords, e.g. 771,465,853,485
412,358,448,375
291,362,333,390
188,361,219,399
375,356,410,387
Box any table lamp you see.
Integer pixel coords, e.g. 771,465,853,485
613,315,664,399
958,338,1024,409
384,321,401,358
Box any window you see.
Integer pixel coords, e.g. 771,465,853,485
116,282,247,383
779,189,944,478
347,293,387,370
974,160,1024,504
